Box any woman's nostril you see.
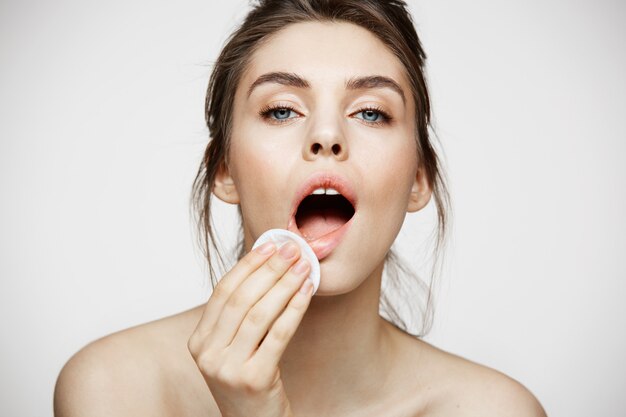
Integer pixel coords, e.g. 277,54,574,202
310,142,342,156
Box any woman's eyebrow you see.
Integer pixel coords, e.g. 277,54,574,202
247,72,310,97
345,75,406,105
246,71,406,104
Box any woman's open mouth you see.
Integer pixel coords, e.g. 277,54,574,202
287,173,357,260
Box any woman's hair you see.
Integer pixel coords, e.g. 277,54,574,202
190,0,451,337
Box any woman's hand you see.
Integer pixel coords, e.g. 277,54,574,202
187,240,314,417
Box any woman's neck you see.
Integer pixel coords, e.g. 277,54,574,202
278,261,400,414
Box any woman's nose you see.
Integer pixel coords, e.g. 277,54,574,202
303,119,349,161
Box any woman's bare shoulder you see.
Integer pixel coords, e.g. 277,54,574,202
54,306,207,417
414,339,548,417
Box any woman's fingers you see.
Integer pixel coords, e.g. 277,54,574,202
193,242,276,339
228,258,311,362
252,276,314,371
187,236,315,417
207,242,302,350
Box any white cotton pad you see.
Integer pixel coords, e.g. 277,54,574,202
252,229,320,294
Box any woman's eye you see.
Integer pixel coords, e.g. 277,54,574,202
259,106,298,123
271,108,294,120
354,108,392,125
357,109,383,123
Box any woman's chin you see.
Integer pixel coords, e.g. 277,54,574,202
312,252,385,297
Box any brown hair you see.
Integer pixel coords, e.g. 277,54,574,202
190,0,451,337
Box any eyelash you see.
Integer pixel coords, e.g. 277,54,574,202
258,104,393,126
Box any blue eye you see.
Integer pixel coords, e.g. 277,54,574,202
271,108,294,120
354,107,392,126
259,105,299,124
358,109,383,123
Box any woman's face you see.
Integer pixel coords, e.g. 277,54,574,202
215,21,430,295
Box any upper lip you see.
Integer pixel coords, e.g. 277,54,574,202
290,171,358,220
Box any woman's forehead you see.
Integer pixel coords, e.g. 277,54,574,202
240,21,409,95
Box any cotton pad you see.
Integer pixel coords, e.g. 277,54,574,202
252,229,320,294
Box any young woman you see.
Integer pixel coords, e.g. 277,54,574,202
54,1,547,416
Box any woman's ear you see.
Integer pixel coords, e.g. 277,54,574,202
407,165,432,213
212,161,240,204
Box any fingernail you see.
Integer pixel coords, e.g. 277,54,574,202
292,259,310,275
299,279,313,294
279,242,297,259
256,242,275,255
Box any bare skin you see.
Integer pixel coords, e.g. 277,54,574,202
54,21,547,417
53,296,546,416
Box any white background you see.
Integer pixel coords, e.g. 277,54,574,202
1,1,625,416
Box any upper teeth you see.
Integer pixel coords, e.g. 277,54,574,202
311,187,340,195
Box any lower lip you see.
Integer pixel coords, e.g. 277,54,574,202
287,216,355,261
